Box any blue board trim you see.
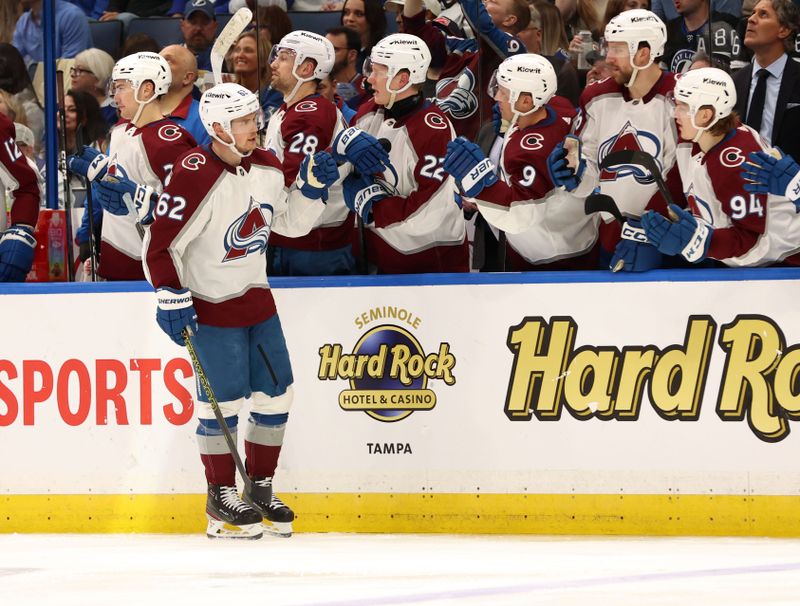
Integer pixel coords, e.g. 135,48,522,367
2,267,800,295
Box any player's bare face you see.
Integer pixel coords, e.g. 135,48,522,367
111,80,137,120
230,113,259,154
605,42,633,85
269,48,297,93
366,62,391,105
232,38,258,77
342,0,367,36
673,101,697,139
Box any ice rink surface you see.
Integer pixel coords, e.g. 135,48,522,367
3,533,800,605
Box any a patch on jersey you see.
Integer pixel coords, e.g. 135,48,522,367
294,100,318,113
158,124,183,142
670,48,695,74
686,186,713,225
434,69,478,120
181,152,207,171
424,112,450,131
222,198,274,262
719,147,746,168
598,121,662,184
519,133,545,151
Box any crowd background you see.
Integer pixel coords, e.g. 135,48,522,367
3,0,800,279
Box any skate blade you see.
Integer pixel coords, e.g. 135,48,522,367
261,520,293,538
206,516,263,540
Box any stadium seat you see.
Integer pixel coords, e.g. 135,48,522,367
88,20,123,58
127,17,183,48
287,11,341,36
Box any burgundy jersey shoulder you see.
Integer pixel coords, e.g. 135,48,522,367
579,77,623,108
282,95,339,141
402,102,454,151
704,126,764,203
652,71,678,96
352,97,381,125
165,146,227,201
140,119,198,181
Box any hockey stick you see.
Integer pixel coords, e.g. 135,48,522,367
211,7,252,86
183,328,254,499
600,149,675,207
75,125,97,281
56,70,76,281
584,191,625,224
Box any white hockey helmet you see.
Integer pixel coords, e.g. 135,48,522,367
604,9,666,87
674,67,736,140
111,52,171,122
489,54,556,119
365,33,431,87
269,30,335,104
200,82,263,157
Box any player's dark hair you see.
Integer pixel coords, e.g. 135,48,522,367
706,108,739,136
326,26,362,52
120,34,161,57
508,0,532,35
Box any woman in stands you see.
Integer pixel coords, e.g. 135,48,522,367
0,43,44,146
69,48,117,130
230,30,283,121
341,0,386,73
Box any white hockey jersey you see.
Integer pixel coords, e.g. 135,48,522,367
144,146,326,327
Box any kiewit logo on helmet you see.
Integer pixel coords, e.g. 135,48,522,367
631,16,656,22
205,92,228,99
702,77,726,87
517,66,541,73
389,39,417,45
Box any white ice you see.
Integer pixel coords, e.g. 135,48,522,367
3,533,800,605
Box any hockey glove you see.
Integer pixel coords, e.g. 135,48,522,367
443,137,498,198
742,149,800,205
547,136,585,192
156,287,198,347
297,151,340,200
343,173,388,223
641,204,712,263
0,225,36,282
609,219,662,272
66,146,109,182
95,174,157,224
332,127,390,176
491,102,509,136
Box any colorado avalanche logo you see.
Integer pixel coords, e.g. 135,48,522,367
222,198,273,262
158,124,183,142
294,100,317,113
434,69,478,120
520,133,544,151
719,147,745,168
686,186,713,225
599,122,662,184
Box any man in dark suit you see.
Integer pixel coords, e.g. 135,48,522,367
734,0,800,160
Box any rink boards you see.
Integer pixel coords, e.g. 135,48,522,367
2,269,800,536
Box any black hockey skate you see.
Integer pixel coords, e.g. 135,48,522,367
206,484,263,540
246,477,295,537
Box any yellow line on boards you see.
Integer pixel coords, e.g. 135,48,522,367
2,493,800,536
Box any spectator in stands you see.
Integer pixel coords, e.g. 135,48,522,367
13,0,93,65
601,0,650,32
119,33,162,56
231,31,283,120
651,0,742,22
0,43,44,145
535,1,570,56
254,5,293,45
326,26,368,112
341,0,387,73
1,2,22,44
662,0,744,74
180,0,217,72
69,48,117,129
159,44,209,145
518,3,543,52
734,0,800,160
556,0,602,39
0,90,27,124
169,0,228,16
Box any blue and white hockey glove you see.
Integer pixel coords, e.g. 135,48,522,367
343,173,388,223
742,149,800,205
0,225,36,282
66,146,109,182
641,204,713,263
547,136,585,192
156,287,198,347
297,151,340,200
95,174,157,224
443,137,498,198
332,127,390,176
609,218,662,272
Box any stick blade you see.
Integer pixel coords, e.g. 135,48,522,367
211,7,253,85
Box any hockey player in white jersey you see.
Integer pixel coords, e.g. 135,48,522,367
442,54,599,270
563,10,679,272
144,83,339,539
641,68,800,267
344,33,469,273
67,52,196,280
264,30,357,276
